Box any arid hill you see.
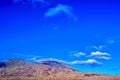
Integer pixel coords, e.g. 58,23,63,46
0,58,120,80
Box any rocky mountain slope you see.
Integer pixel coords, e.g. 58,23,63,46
0,58,120,80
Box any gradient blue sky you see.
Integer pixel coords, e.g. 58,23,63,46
0,0,120,74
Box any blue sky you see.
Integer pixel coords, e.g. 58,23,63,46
0,0,120,74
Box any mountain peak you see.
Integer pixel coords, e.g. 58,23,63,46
0,58,30,68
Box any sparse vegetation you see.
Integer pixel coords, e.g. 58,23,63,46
0,58,120,80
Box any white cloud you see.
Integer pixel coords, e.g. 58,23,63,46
89,51,111,60
36,58,67,63
80,59,102,65
13,1,76,20
69,51,86,58
90,51,110,57
70,59,102,67
28,57,38,61
74,52,86,57
97,56,111,60
27,56,42,61
45,4,76,21
37,58,102,67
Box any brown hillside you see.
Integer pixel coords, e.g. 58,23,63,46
0,58,120,80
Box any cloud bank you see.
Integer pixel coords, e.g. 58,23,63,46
90,51,110,57
35,58,67,63
89,51,111,60
36,58,102,67
69,59,102,67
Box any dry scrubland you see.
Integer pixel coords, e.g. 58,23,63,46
0,58,120,80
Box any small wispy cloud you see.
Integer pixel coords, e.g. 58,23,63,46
74,52,86,57
36,58,68,64
69,51,86,58
107,40,115,44
69,59,102,67
45,4,76,21
96,56,111,60
92,45,106,50
28,57,38,61
13,0,76,20
14,53,42,62
27,56,42,62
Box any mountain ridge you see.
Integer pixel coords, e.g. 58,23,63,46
0,58,120,80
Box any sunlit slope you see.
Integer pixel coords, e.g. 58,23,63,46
0,58,120,80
